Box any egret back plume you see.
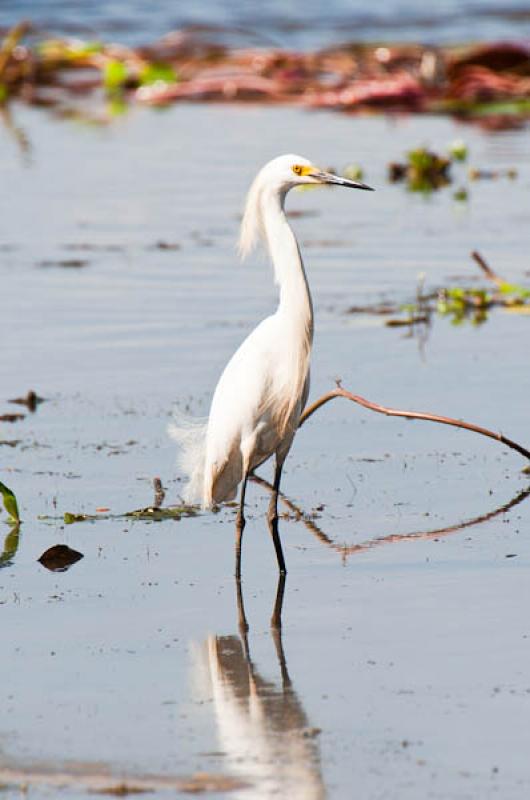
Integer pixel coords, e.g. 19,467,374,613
238,170,264,260
168,411,208,504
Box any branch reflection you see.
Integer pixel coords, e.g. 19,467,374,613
251,474,530,561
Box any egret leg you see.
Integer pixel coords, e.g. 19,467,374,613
268,515,287,575
267,459,287,574
267,459,283,525
235,473,249,580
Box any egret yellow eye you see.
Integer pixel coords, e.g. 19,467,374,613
292,164,303,175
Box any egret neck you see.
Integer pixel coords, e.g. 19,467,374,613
262,186,314,342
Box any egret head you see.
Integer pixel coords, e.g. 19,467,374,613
261,153,374,193
239,153,373,259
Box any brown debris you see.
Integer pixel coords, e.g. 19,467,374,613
0,413,25,423
0,24,528,124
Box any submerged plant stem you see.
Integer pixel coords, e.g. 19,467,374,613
299,382,530,461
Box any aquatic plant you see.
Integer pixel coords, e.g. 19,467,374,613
0,480,19,523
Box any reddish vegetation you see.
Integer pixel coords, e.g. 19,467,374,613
1,23,529,125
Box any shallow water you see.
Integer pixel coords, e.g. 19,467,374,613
1,104,530,798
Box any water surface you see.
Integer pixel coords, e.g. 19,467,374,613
1,104,530,798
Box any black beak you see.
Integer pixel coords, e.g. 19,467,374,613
311,170,374,191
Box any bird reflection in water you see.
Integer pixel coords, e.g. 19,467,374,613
193,554,325,799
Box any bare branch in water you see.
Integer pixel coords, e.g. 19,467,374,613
298,381,530,461
471,250,504,288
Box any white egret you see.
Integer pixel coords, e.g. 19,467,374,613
171,154,373,575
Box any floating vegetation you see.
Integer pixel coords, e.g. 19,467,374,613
0,23,529,127
63,504,197,524
348,251,530,330
388,141,519,193
389,147,452,191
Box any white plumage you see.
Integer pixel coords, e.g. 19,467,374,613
170,154,373,572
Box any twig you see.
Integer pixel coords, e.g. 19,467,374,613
471,250,504,288
299,381,530,461
153,477,165,509
0,22,29,79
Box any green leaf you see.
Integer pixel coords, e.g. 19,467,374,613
103,59,128,90
139,62,178,86
499,282,530,299
0,481,20,523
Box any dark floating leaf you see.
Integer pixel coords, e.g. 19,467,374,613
38,259,89,268
152,240,181,250
38,544,84,572
0,481,20,522
9,389,46,412
93,783,149,796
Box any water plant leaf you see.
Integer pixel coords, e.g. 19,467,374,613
140,63,178,86
498,282,530,299
0,481,20,523
64,512,97,524
103,59,128,90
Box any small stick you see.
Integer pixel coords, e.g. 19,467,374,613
152,477,165,509
0,22,29,79
299,381,530,461
471,250,504,288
